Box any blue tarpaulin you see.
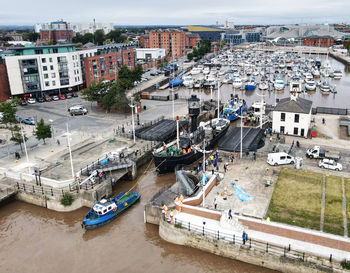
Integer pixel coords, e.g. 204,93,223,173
100,158,109,166
232,183,253,202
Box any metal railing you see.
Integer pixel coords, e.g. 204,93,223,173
168,217,338,267
16,181,79,197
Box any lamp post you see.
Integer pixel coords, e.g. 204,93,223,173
237,113,248,159
129,97,136,143
256,92,266,129
217,77,220,119
20,124,30,173
66,123,75,179
202,138,206,207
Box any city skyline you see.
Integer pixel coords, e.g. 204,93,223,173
1,0,350,26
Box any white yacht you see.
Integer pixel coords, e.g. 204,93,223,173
312,69,320,78
258,81,269,90
305,79,316,91
190,67,202,75
182,75,194,88
232,77,242,89
333,70,342,80
320,81,331,94
203,67,210,75
274,78,285,91
289,77,302,93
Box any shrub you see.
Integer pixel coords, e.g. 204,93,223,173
341,259,350,270
60,192,73,206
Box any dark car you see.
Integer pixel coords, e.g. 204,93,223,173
44,95,52,102
72,93,79,97
65,94,72,99
37,97,45,103
20,100,28,106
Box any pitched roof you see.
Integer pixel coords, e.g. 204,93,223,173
274,97,312,114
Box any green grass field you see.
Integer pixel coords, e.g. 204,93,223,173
267,168,323,230
345,178,350,236
323,176,344,236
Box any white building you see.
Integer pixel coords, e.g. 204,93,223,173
272,96,313,137
136,48,166,60
73,23,114,35
4,45,87,96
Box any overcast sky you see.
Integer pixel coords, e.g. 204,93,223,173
1,0,349,26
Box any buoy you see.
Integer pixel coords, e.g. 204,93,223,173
14,160,18,163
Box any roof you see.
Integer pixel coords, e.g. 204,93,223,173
187,25,223,32
274,97,312,114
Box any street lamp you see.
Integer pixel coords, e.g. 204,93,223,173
256,91,266,129
20,124,30,174
237,113,248,159
66,123,75,179
128,97,136,143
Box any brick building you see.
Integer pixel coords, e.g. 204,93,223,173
139,35,149,48
40,29,73,43
146,29,186,59
0,60,10,102
185,33,201,48
303,36,334,47
83,44,136,87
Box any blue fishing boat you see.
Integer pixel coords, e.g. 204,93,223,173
220,97,247,121
245,77,256,90
169,78,184,87
82,191,140,229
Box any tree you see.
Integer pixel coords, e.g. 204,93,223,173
94,30,105,45
346,40,350,56
187,53,194,60
24,31,39,42
106,29,124,43
34,119,52,144
117,65,133,89
0,101,17,128
81,81,110,103
10,125,27,153
60,192,73,206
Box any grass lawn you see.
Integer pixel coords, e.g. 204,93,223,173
323,175,344,236
345,178,350,236
267,168,323,230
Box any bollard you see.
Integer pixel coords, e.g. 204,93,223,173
51,188,53,196
188,222,190,231
266,242,269,253
41,187,44,195
202,226,205,236
302,252,305,262
330,254,332,263
32,185,35,193
288,244,291,251
233,234,235,244
249,238,251,249
23,183,26,191
217,230,219,240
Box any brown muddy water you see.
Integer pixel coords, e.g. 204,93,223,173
0,167,277,273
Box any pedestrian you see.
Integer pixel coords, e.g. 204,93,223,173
57,139,60,145
122,126,125,133
170,210,174,224
253,152,256,161
98,172,103,183
214,197,217,210
228,209,232,219
322,118,325,124
102,171,106,180
216,165,219,172
15,151,20,160
224,163,227,173
277,132,280,139
232,152,235,160
242,231,247,245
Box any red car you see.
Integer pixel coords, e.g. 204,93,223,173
58,94,66,100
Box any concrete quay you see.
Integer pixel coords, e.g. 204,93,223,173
330,51,350,66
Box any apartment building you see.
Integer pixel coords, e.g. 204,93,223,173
83,44,136,87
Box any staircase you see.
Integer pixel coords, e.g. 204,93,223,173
220,209,246,232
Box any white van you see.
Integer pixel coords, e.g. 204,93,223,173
267,152,295,166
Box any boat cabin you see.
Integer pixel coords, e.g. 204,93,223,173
93,199,117,215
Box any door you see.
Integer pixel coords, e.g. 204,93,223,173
301,128,305,137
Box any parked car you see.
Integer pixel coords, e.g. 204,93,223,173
70,107,88,116
267,152,295,166
27,98,36,104
37,97,45,103
52,95,59,101
66,94,72,99
44,95,52,102
20,100,28,106
72,92,79,97
22,117,35,125
58,94,66,100
306,145,340,160
68,104,84,112
319,159,342,171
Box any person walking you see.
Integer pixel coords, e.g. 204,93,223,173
253,152,256,161
57,139,60,145
228,209,232,219
242,231,247,245
224,163,227,173
15,151,20,160
214,197,217,210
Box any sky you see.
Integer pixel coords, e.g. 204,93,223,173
1,0,350,26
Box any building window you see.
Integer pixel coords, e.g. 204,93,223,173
42,58,46,63
43,66,47,71
52,81,56,86
44,74,49,79
294,114,299,123
51,73,56,78
280,113,285,122
280,126,285,134
35,49,43,54
49,57,53,62
53,48,58,53
45,81,50,87
293,127,299,135
50,65,54,70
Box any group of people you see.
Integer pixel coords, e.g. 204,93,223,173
161,203,175,224
209,150,220,172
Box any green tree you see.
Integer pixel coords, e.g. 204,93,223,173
94,30,105,45
187,53,194,60
81,81,110,103
24,31,40,42
346,40,350,56
10,125,27,153
0,101,17,128
106,29,124,43
117,65,133,89
34,119,52,144
60,192,73,206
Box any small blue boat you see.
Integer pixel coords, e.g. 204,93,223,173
169,78,184,87
82,191,140,229
245,78,256,91
220,98,247,121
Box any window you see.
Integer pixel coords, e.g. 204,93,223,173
50,65,54,70
103,209,107,213
42,58,46,63
108,206,112,211
49,57,53,62
280,156,286,160
51,73,56,78
44,74,48,79
280,113,285,122
53,48,58,53
45,81,50,87
293,127,298,135
35,49,43,54
43,66,47,71
280,126,285,133
52,81,56,86
294,114,299,123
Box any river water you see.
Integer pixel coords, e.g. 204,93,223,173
0,167,276,273
154,54,350,109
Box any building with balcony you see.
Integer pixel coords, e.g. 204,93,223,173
83,43,136,87
2,44,84,97
38,20,73,43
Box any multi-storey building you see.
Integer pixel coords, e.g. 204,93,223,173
83,44,136,87
73,22,114,35
39,20,73,43
303,36,334,47
146,29,186,59
0,59,10,102
3,44,84,97
185,33,201,48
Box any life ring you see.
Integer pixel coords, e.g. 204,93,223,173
113,207,118,212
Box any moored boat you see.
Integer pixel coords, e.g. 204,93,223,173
82,191,140,229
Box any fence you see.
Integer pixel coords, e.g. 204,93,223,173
16,181,79,198
169,217,338,267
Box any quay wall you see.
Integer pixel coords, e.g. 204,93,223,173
159,219,342,273
329,52,350,66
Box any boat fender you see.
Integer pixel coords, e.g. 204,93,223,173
124,202,128,207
